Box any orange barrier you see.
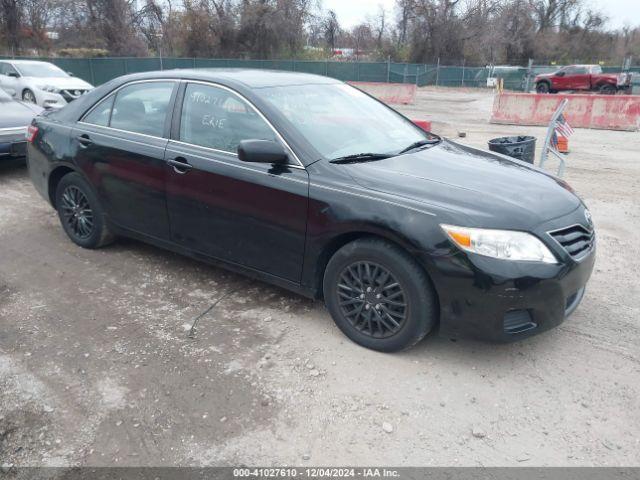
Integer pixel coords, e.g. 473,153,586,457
557,135,569,153
349,82,417,105
491,93,640,132
412,120,432,132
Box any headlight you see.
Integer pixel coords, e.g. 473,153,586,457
39,85,59,93
617,73,630,86
441,224,557,263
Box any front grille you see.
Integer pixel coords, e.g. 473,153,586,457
60,89,87,102
548,224,594,259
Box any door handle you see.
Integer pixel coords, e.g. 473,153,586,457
77,134,93,147
167,156,193,174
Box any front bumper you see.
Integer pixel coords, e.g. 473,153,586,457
38,89,89,109
0,127,27,159
37,90,68,109
424,208,596,342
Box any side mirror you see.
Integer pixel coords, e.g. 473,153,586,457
67,71,75,77
556,71,565,77
8,72,20,78
238,140,288,164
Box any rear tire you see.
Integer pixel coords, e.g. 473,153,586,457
55,172,115,249
323,237,437,352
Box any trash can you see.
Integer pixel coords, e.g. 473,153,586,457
488,136,536,164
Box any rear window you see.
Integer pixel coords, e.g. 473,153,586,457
81,81,175,137
83,95,114,127
110,82,174,137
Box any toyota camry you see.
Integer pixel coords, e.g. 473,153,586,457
26,70,596,352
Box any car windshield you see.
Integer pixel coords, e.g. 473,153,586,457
261,83,433,160
16,62,68,78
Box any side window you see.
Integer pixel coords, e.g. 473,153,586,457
83,95,115,127
179,83,277,153
0,63,16,76
110,82,174,137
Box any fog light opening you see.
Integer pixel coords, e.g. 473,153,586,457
503,310,537,334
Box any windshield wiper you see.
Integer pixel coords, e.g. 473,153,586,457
330,153,392,164
398,138,441,155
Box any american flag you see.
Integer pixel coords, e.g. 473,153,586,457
555,113,575,138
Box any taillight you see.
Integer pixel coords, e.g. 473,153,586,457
26,124,38,143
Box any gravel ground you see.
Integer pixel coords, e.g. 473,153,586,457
1,87,639,468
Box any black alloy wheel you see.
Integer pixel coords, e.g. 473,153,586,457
337,261,407,339
60,185,94,240
323,237,437,352
55,172,115,249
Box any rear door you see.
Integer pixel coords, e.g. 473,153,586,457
73,80,178,240
164,82,309,282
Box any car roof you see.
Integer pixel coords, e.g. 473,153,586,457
112,68,342,89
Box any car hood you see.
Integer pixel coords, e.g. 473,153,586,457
28,76,93,90
0,100,43,128
342,139,581,229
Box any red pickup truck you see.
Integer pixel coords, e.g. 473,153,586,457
535,65,631,94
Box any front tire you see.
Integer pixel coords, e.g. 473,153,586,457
323,238,437,352
536,82,550,94
599,84,616,95
55,172,115,249
22,89,37,104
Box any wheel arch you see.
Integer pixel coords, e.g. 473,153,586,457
48,165,77,208
596,81,616,90
311,227,438,304
22,87,36,100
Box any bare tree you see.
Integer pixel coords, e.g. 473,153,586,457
0,0,22,54
86,0,147,55
323,9,339,52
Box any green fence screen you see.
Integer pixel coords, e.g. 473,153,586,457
2,56,638,91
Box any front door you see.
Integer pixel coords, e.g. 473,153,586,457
0,62,20,97
164,82,309,283
73,80,177,240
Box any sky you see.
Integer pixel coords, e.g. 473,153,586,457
322,0,640,30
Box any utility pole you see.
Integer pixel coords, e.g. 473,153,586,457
155,32,164,70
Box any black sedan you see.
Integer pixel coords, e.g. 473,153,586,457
26,70,596,352
0,88,42,160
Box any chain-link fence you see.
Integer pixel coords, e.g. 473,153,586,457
3,56,640,91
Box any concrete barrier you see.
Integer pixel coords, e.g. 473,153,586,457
412,120,432,132
349,82,417,105
491,93,640,132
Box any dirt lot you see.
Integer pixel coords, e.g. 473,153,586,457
1,87,639,468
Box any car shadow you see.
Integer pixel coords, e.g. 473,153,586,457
0,157,27,174
106,236,564,363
